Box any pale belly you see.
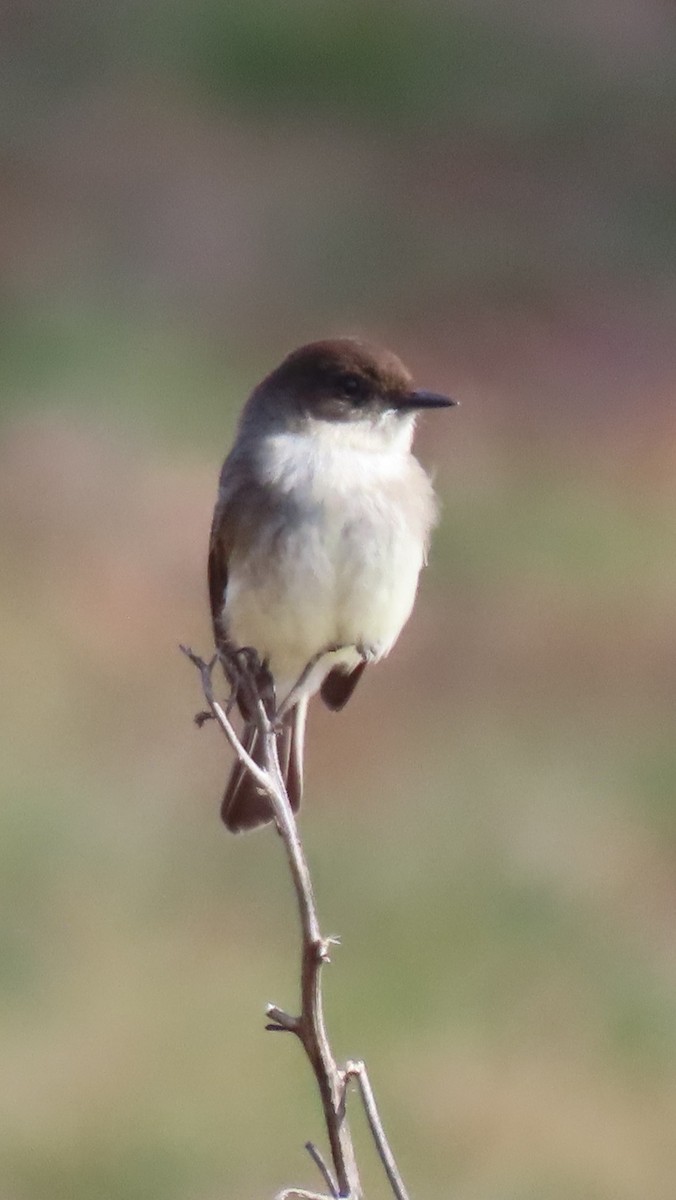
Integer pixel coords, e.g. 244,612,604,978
224,492,424,698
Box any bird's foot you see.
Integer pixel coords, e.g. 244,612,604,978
356,641,380,664
221,646,276,720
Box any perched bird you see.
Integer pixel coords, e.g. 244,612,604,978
208,338,455,831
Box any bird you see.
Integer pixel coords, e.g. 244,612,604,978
208,338,455,831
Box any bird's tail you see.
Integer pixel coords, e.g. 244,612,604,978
221,697,307,833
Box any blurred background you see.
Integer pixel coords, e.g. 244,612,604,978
2,2,676,1197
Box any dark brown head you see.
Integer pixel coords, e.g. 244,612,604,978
243,339,455,431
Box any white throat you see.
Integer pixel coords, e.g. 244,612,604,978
307,410,415,454
258,411,416,496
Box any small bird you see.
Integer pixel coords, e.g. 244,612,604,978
208,338,455,832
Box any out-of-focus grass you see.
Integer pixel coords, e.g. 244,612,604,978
2,375,676,1197
0,305,248,447
439,471,676,594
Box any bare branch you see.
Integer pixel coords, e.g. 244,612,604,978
265,1004,300,1034
274,1191,332,1200
305,1142,339,1198
179,645,272,794
344,1061,411,1200
184,644,412,1199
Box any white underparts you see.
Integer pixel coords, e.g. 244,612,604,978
224,413,437,702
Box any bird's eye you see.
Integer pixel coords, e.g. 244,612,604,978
336,373,366,402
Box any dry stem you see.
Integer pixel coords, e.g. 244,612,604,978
182,645,411,1200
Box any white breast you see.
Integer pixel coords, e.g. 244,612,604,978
225,415,437,697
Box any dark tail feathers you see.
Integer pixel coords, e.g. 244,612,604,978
221,699,306,833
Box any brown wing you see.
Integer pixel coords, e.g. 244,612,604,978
207,491,238,654
208,460,277,650
209,476,269,723
320,660,367,711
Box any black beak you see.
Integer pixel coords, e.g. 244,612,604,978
399,389,458,410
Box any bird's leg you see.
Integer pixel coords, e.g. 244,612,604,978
277,642,351,718
356,641,379,664
254,656,276,720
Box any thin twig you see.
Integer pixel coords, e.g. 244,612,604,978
183,645,361,1197
274,1191,331,1200
344,1061,411,1200
179,646,271,792
184,644,412,1200
252,714,362,1198
305,1142,339,1198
